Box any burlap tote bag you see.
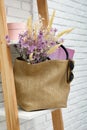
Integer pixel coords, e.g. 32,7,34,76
13,45,74,111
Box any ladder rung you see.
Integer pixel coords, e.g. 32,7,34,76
0,107,56,120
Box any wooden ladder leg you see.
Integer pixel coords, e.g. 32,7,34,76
37,1,64,130
0,0,20,130
52,109,64,130
37,0,49,27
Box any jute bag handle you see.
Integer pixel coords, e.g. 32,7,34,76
59,45,69,60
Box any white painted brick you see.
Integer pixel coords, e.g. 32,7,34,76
0,103,4,108
5,0,21,8
0,86,2,92
0,74,1,78
0,121,7,130
29,120,53,130
20,115,46,129
46,127,53,130
44,120,53,129
28,123,46,130
0,116,6,122
21,0,31,2
7,16,27,23
7,7,30,19
22,2,31,11
31,115,46,124
46,112,52,121
0,93,4,102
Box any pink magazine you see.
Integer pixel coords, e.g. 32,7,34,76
49,47,75,60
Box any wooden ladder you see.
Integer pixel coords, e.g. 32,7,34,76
0,0,64,130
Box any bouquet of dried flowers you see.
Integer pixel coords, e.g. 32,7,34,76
6,11,73,64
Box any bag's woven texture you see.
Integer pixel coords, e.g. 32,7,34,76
13,59,70,111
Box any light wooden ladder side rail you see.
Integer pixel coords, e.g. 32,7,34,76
0,62,1,72
0,0,20,130
37,0,64,130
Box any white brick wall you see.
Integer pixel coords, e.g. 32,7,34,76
5,0,21,8
0,0,87,130
5,0,32,22
46,0,87,130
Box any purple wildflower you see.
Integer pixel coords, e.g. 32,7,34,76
5,35,10,45
50,42,56,46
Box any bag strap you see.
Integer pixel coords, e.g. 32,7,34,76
60,45,69,60
55,42,69,60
